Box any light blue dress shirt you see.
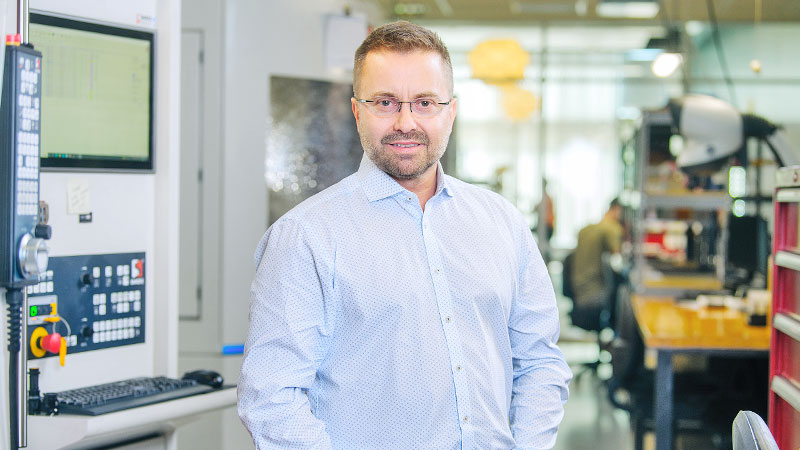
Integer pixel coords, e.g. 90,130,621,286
238,155,571,450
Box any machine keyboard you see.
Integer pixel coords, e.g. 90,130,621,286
49,376,215,416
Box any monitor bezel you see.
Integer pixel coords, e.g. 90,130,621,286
31,13,155,173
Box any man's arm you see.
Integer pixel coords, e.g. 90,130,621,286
508,226,572,450
238,219,334,450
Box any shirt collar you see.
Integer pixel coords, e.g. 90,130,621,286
357,153,454,202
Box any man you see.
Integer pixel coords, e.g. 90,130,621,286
570,198,624,330
238,21,571,449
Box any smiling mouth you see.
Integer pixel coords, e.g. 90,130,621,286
381,132,429,150
388,142,422,148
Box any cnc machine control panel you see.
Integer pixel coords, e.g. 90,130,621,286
26,252,146,361
0,43,46,287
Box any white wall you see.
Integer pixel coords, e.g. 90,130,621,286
219,0,382,348
177,1,383,448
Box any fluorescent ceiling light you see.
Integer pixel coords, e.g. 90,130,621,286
626,48,663,61
651,52,682,77
596,1,659,18
510,1,576,15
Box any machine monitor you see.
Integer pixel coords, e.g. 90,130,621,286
727,214,769,280
29,13,154,171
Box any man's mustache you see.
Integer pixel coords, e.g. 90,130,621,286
381,131,429,145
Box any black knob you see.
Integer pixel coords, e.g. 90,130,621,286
34,224,52,240
80,272,94,286
41,393,58,415
81,325,94,339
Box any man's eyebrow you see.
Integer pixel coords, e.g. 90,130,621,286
364,91,447,100
414,91,444,99
366,91,399,98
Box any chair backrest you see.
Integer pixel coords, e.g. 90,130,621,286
566,250,618,332
732,410,778,450
562,251,575,299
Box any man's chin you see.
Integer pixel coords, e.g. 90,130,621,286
383,160,436,181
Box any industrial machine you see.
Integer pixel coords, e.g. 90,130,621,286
668,93,799,175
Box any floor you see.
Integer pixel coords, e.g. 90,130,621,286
550,261,730,450
552,362,635,450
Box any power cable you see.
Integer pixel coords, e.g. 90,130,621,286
706,0,738,106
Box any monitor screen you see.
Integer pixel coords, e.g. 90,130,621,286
727,214,769,275
30,14,154,171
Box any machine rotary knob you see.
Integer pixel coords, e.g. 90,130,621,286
80,272,94,286
81,325,94,339
18,233,49,279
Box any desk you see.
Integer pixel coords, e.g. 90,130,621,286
632,295,770,450
640,273,723,292
28,386,237,449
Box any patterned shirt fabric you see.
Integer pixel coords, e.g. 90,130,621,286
238,154,572,450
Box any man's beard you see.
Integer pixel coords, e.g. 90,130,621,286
361,130,448,180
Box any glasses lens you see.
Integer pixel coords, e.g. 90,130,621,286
412,99,439,117
371,98,399,116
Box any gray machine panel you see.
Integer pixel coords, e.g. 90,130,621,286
26,252,146,360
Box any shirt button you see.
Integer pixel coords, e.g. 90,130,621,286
445,316,452,323
435,268,441,273
407,196,413,201
456,365,462,371
463,416,469,423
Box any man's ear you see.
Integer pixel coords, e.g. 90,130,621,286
351,97,360,128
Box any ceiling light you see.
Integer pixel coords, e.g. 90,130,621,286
652,53,682,77
393,3,426,16
596,0,659,18
510,1,576,15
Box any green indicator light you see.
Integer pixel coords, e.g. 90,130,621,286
30,305,38,317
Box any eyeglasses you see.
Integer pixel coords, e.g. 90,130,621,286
354,96,452,118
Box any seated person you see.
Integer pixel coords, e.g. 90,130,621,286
570,198,623,330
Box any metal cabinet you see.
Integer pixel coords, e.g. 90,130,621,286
769,166,800,449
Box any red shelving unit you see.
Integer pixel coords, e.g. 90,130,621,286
770,166,800,450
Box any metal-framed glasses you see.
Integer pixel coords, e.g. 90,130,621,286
354,97,452,118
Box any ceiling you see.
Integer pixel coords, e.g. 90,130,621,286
373,0,800,23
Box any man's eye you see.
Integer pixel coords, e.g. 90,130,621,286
416,100,434,108
376,99,395,107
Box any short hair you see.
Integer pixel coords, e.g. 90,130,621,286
353,21,453,96
609,197,621,210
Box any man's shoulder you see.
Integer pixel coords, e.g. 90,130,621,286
444,174,527,232
445,174,515,209
280,173,360,223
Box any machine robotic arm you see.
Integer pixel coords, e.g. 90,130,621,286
667,94,799,174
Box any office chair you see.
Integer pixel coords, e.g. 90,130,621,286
732,410,778,450
562,251,617,382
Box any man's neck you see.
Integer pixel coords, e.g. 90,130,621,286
395,164,438,211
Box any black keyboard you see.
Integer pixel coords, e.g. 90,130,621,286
49,376,215,416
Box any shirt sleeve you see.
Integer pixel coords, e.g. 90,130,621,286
508,223,572,450
604,222,622,254
238,218,334,450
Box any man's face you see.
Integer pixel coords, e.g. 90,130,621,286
351,50,457,181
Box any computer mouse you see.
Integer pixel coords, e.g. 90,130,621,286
182,369,224,388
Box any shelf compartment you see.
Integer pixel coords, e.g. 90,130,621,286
772,317,800,387
643,193,730,210
776,187,800,203
769,392,800,450
775,250,800,272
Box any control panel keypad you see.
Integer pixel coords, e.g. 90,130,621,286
15,54,41,217
26,253,146,359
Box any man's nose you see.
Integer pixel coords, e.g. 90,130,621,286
393,102,418,133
